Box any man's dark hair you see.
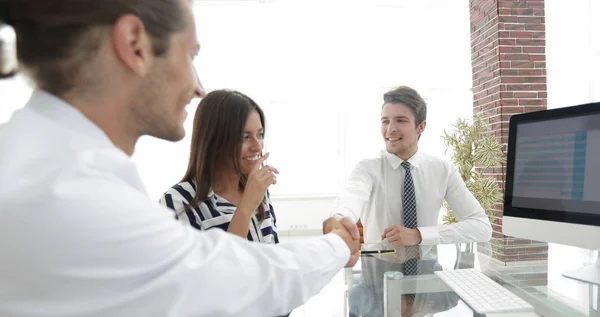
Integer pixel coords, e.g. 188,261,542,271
0,0,187,95
383,86,427,126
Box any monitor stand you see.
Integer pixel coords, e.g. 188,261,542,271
562,255,600,286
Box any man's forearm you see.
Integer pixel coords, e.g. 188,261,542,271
420,216,492,245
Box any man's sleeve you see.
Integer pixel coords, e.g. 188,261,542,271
166,222,351,316
41,179,350,317
418,164,492,245
332,164,374,223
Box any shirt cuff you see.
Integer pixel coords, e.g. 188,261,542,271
332,213,344,221
333,209,359,223
323,233,351,265
417,226,440,245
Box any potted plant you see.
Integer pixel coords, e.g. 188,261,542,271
441,114,505,225
441,114,504,265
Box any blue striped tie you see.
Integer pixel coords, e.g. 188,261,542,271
401,161,420,275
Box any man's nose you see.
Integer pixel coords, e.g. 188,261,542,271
388,123,398,133
195,86,206,98
193,67,207,98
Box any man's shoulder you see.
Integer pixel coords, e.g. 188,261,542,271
0,153,162,234
418,152,457,175
0,107,146,208
419,152,454,166
355,150,387,168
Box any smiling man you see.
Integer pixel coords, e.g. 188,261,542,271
0,0,360,316
332,86,492,246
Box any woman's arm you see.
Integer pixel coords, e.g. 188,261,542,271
229,158,279,239
161,183,256,237
227,204,255,238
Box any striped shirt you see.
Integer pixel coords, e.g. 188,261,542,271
160,180,279,244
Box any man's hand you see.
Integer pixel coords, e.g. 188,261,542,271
323,217,360,267
331,215,360,240
381,224,422,246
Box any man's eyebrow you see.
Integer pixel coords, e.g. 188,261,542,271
381,116,410,119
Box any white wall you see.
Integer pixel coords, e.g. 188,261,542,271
270,196,337,235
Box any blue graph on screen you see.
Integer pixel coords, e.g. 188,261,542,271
515,132,587,200
572,132,586,199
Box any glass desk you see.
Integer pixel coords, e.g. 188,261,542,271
344,240,599,317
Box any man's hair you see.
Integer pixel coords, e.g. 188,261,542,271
0,0,187,95
383,86,427,126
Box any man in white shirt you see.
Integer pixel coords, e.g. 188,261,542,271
0,1,360,316
333,86,492,246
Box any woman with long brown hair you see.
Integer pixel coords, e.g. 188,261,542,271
160,89,280,243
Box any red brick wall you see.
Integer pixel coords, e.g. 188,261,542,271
470,0,548,263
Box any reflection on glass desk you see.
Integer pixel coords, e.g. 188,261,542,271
344,240,600,317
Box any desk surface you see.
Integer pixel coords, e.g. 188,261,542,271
344,240,599,317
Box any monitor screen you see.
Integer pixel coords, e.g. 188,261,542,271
504,102,600,227
512,113,600,216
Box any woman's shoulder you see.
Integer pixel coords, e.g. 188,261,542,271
162,180,197,201
159,180,203,214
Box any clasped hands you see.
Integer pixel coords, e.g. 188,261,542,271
322,216,361,267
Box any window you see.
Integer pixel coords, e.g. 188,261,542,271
546,0,600,109
134,1,474,200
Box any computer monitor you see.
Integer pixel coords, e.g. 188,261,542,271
503,101,600,286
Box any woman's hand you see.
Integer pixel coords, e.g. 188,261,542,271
238,153,279,214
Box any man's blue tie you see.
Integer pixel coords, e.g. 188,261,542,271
401,161,420,275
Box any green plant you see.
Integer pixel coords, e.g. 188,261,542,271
441,114,505,224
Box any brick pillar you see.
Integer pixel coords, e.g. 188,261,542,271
470,0,548,265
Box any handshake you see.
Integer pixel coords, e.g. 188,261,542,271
322,216,361,267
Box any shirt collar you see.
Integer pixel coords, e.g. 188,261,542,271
385,150,421,170
24,90,148,194
207,188,216,197
26,89,116,150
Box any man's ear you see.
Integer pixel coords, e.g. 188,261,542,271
417,120,427,135
111,14,154,76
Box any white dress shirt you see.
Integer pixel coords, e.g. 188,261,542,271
333,150,492,245
0,90,350,317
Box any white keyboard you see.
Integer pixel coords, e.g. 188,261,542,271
435,269,534,314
